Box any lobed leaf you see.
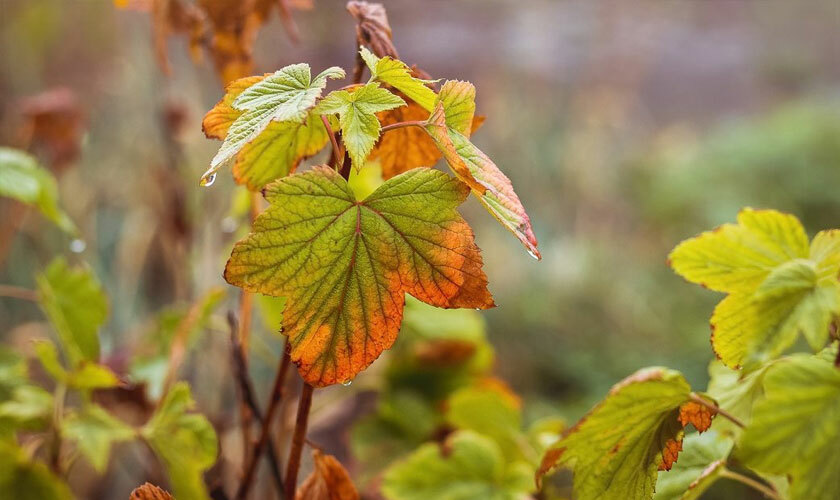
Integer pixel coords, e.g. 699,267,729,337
224,167,494,386
371,99,442,180
737,348,840,500
62,404,135,472
36,258,108,366
536,368,714,500
445,383,526,463
425,103,540,259
34,341,120,390
653,432,732,500
360,47,437,112
0,147,76,234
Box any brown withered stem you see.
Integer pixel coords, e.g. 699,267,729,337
689,392,745,429
229,313,288,499
284,382,314,499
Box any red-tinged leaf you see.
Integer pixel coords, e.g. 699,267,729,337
296,450,359,500
202,74,268,139
224,167,494,386
130,483,174,500
678,401,716,433
371,100,442,179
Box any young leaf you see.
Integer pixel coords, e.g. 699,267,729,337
535,368,715,500
436,80,477,136
296,449,359,500
669,209,840,368
705,360,771,438
130,483,174,500
224,167,494,386
445,383,526,463
205,64,345,179
0,147,76,234
141,383,218,500
62,404,135,472
0,385,53,428
425,103,540,259
202,75,268,140
359,47,437,112
36,258,108,366
0,441,72,500
314,83,405,171
737,348,840,500
381,430,533,500
34,341,120,390
653,432,732,500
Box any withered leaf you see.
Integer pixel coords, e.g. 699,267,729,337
130,483,174,500
346,1,397,59
296,450,359,500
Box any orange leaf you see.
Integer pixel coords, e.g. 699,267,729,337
678,401,716,432
202,74,267,139
296,450,360,500
658,437,683,471
130,483,174,500
371,100,442,179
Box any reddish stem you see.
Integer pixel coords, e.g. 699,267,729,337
380,120,425,133
284,382,314,499
320,115,343,169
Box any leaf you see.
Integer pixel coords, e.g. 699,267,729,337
360,47,437,112
382,430,533,500
346,1,398,60
0,147,76,233
435,80,477,136
141,383,218,500
670,209,840,368
653,432,732,500
205,64,345,179
36,258,108,366
0,385,53,427
34,341,120,390
224,167,494,386
296,449,360,500
705,360,770,438
535,368,714,500
202,75,267,140
62,404,135,472
148,0,205,76
0,441,72,500
314,83,405,171
425,103,540,259
370,100,442,180
130,483,174,500
737,350,840,500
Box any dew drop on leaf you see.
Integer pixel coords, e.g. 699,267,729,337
69,239,86,253
201,172,217,187
527,249,539,260
342,380,352,387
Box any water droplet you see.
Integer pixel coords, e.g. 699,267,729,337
69,239,86,253
201,173,217,187
221,216,237,233
341,380,352,387
527,249,540,260
475,308,481,311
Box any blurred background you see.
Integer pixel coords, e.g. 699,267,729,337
1,0,839,498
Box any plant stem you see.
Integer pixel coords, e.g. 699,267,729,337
49,383,66,475
284,382,314,499
719,467,781,499
320,115,343,169
380,120,425,133
339,150,352,181
0,284,39,302
229,313,287,500
689,393,745,429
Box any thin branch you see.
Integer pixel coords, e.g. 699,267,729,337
0,284,39,302
161,297,207,395
284,382,314,499
276,0,301,45
228,313,286,500
689,393,745,429
719,467,781,499
320,115,343,169
380,120,425,134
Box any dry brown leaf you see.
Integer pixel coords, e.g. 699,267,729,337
151,0,207,75
346,1,397,59
129,483,174,500
296,450,359,500
17,88,86,170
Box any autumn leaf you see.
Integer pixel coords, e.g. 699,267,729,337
360,47,437,112
737,348,840,500
705,360,771,438
535,368,716,500
669,209,840,368
371,99,442,180
130,483,174,500
314,83,405,172
347,1,398,62
224,167,494,386
202,75,267,140
677,402,715,433
204,64,345,183
425,103,540,259
18,88,86,170
147,0,206,76
653,432,732,500
296,450,360,500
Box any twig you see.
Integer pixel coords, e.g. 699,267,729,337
320,115,343,170
0,284,39,302
49,383,66,475
380,120,424,133
719,467,781,499
284,382,314,499
276,0,301,45
161,297,207,395
228,313,286,499
689,393,745,429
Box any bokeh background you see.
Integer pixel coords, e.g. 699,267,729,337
1,0,839,498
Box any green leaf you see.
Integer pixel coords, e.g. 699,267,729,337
737,350,840,500
314,83,405,171
654,432,732,500
141,383,217,500
425,103,540,259
0,347,28,398
382,430,533,500
62,404,135,472
436,80,476,136
36,258,108,366
0,385,53,427
206,64,345,176
360,47,438,112
670,210,840,368
224,167,494,387
34,340,119,390
705,360,770,438
0,441,72,500
0,147,76,234
536,368,702,500
445,384,527,463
